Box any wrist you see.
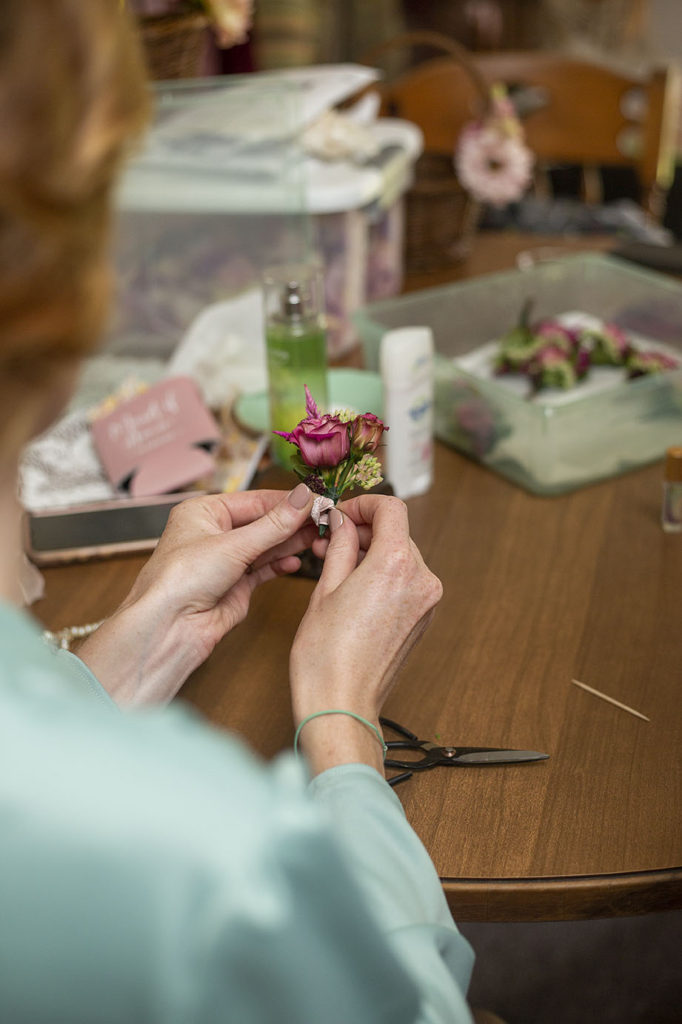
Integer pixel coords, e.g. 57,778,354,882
293,709,386,778
78,590,202,705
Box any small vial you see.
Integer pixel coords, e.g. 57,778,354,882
662,446,682,533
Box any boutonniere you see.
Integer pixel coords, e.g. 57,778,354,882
275,386,388,533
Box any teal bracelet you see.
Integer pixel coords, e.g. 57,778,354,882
294,710,388,758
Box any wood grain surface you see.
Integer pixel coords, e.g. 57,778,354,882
34,445,682,921
31,231,682,921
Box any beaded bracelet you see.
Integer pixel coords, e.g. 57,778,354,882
294,710,387,757
43,620,103,652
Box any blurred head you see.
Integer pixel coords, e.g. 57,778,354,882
0,0,149,455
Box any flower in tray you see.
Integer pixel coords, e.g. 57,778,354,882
494,297,541,373
451,383,500,458
455,84,534,208
626,349,679,379
275,386,388,533
579,323,632,367
526,343,589,395
534,320,580,354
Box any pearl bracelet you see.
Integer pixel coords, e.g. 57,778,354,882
43,620,103,652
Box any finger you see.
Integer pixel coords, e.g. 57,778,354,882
249,523,319,572
310,521,373,562
228,484,314,568
178,489,305,534
336,494,410,554
246,554,301,591
315,507,360,595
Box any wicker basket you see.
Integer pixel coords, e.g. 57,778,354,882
138,9,208,80
363,31,490,273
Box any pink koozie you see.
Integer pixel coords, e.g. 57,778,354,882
91,376,221,496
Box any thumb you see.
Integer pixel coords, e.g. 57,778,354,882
316,507,360,595
231,483,314,566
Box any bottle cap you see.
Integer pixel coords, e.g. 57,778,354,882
262,262,324,326
664,446,682,482
282,281,303,320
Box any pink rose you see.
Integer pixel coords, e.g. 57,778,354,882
293,415,350,468
350,412,387,453
275,389,350,468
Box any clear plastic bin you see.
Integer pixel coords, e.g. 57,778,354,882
107,75,308,361
107,73,421,362
354,254,682,495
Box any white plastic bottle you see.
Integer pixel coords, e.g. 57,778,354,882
379,326,434,499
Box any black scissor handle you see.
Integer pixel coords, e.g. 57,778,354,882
380,716,419,741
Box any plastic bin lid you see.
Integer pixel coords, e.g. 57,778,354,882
115,117,422,215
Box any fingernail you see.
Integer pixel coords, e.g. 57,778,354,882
288,482,311,509
329,507,343,532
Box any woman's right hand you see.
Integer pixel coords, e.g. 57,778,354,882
290,494,443,777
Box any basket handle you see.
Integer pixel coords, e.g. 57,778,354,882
361,30,491,116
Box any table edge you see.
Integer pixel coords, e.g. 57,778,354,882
442,867,682,922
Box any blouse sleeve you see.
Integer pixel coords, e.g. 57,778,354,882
309,763,475,1023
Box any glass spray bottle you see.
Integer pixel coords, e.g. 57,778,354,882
263,265,328,467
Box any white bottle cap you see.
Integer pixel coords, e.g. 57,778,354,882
380,327,434,385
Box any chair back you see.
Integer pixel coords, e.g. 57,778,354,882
473,50,680,215
361,31,491,271
365,34,680,219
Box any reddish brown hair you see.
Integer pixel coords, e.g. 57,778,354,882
0,1,149,445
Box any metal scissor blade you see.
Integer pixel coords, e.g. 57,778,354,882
454,749,549,765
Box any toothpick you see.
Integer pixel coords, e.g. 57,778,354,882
571,679,650,722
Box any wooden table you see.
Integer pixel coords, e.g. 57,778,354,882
32,231,682,922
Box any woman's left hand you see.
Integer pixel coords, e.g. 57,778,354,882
77,485,315,705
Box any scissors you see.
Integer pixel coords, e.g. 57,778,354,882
380,717,550,787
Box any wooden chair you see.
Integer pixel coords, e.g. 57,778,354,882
473,49,681,218
365,33,680,221
361,31,495,270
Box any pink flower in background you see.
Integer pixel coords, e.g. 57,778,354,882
627,350,679,379
534,321,579,353
456,125,533,207
455,83,534,207
580,323,632,366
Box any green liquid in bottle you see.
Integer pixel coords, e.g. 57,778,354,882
266,319,329,467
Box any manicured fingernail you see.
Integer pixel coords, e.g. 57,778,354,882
288,482,311,509
329,507,343,532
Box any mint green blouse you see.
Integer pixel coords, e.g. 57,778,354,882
0,602,474,1023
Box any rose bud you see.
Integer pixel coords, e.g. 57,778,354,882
350,412,387,453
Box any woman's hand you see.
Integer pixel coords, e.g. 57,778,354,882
290,494,443,777
78,485,316,705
